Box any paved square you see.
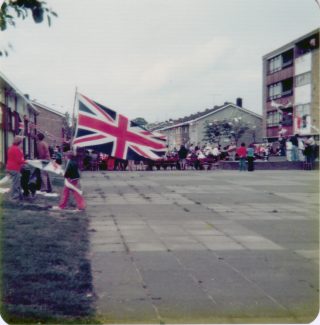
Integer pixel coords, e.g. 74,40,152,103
83,170,319,323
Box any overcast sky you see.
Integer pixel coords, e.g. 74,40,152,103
1,0,319,122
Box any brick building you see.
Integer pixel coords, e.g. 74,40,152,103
262,28,320,141
31,101,67,149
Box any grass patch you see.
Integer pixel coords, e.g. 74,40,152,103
0,175,99,324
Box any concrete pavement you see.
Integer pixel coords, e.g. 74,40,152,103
82,170,319,324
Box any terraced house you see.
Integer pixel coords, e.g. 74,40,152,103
151,98,262,150
0,72,38,168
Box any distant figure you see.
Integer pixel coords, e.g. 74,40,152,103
290,134,299,161
37,133,52,193
236,142,247,171
178,145,188,170
279,136,286,156
304,136,316,168
227,142,237,161
6,136,25,202
247,143,255,172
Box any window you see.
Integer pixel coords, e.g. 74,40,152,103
295,103,311,130
295,72,311,87
268,50,293,74
267,111,281,126
281,78,293,96
280,108,293,126
7,108,13,131
268,55,282,73
268,83,281,99
268,78,293,100
282,49,294,68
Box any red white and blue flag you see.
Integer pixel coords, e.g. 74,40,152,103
72,94,167,160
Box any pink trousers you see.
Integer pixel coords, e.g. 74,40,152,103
59,179,86,210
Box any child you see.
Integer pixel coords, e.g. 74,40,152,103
51,151,86,212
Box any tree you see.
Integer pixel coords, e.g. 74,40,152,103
0,0,57,55
203,117,251,145
203,120,231,145
132,117,148,127
228,117,250,145
62,111,74,141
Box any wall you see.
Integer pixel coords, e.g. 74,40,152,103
34,104,65,148
194,106,262,146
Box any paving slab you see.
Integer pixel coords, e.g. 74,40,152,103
82,170,319,323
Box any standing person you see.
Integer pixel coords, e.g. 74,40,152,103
178,144,188,170
290,134,299,161
51,151,86,212
236,142,247,171
36,133,52,193
5,136,25,202
279,136,286,157
247,143,255,172
304,136,316,169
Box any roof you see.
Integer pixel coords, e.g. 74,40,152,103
0,71,39,114
151,103,262,131
263,28,320,60
32,101,66,118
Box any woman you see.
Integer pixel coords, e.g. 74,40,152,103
6,136,25,201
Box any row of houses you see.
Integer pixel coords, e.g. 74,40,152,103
0,72,68,169
149,99,263,150
150,28,320,149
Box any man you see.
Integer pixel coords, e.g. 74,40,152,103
36,133,52,193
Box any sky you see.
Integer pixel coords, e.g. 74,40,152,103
1,0,319,123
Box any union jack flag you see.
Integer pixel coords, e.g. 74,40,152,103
73,94,167,160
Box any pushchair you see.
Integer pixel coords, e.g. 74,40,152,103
21,165,41,199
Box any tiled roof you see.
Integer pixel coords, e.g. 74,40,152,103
149,104,228,131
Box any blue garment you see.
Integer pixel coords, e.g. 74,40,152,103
247,147,254,158
239,158,246,171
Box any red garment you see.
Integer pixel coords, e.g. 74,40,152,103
59,179,86,210
236,146,247,158
6,144,25,172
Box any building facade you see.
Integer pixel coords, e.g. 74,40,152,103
263,28,320,141
32,101,67,148
0,72,38,168
152,100,262,150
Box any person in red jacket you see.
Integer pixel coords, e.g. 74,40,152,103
6,136,25,201
236,142,247,171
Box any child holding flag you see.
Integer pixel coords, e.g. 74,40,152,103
51,151,86,212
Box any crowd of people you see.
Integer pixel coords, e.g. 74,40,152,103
1,132,318,209
75,136,318,173
2,133,86,212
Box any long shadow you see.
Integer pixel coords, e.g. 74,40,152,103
0,200,99,324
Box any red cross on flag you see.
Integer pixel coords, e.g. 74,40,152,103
72,94,167,160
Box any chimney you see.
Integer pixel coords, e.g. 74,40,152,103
236,97,242,107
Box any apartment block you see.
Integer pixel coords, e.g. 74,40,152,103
262,28,320,141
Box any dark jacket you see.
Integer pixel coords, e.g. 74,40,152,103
178,146,188,159
64,159,80,180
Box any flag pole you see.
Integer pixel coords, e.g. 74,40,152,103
71,86,78,153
